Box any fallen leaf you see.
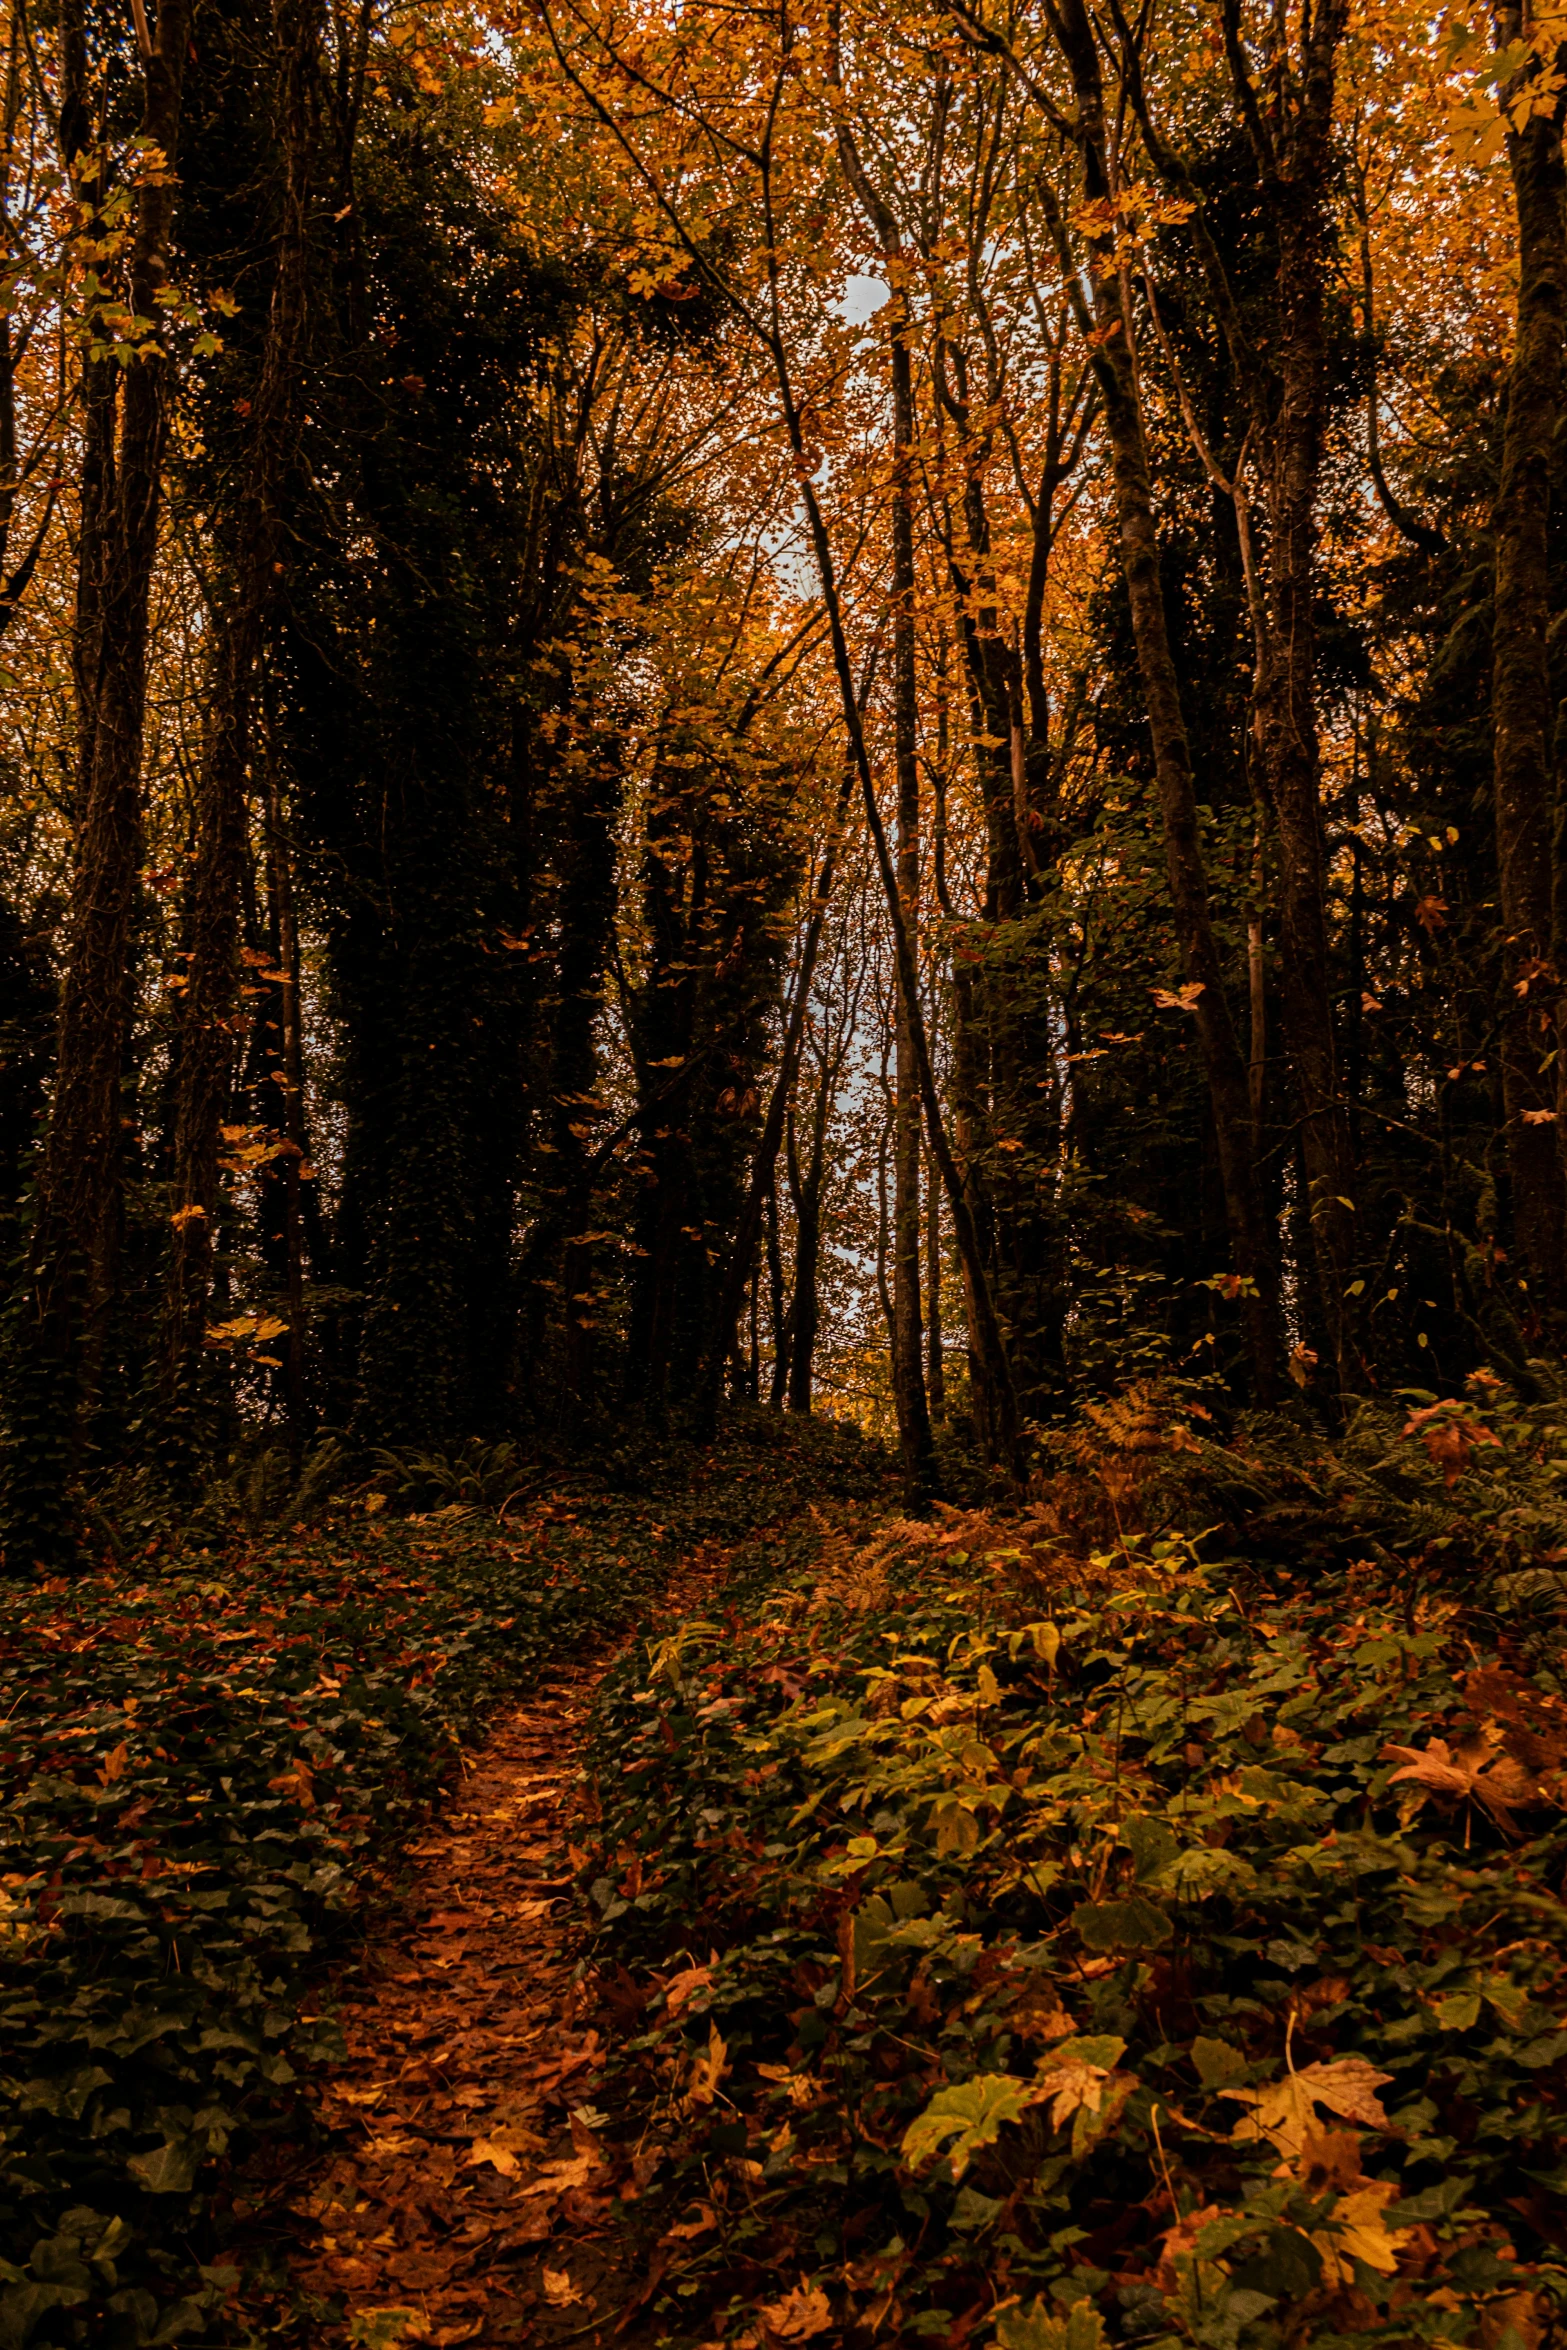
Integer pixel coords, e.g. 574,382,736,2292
347,2313,429,2348
542,2267,581,2308
685,2019,729,2107
759,2278,834,2340
1309,2178,1411,2283
662,1962,714,2017
1224,2055,1392,2159
1032,2057,1113,2132
1382,1731,1539,1833
662,2202,718,2242
517,2152,597,2197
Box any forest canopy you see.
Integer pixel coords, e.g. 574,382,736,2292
0,0,1564,1547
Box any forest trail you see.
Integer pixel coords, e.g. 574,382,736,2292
248,1552,728,2349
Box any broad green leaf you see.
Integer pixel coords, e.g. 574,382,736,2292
1072,1896,1172,1952
1191,2036,1248,2089
994,2298,1109,2350
1121,1815,1177,1884
902,2073,1041,2179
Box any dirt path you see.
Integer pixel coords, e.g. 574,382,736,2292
244,1567,720,2349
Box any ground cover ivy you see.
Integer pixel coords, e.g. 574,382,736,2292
0,1412,893,2350
580,1474,1567,2348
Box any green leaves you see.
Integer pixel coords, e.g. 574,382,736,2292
995,2303,1109,2350
0,1479,691,2343
579,1492,1567,2348
1071,1895,1172,1951
901,2073,1043,2180
126,2137,199,2196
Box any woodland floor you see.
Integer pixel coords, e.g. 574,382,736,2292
237,1542,737,2350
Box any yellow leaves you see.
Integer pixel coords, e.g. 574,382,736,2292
0,1877,42,1950
169,1204,207,1229
464,2120,545,2176
1311,2178,1409,2283
96,1740,130,1786
929,1797,981,1856
265,1757,316,1811
755,2062,818,2108
218,1123,296,1171
683,2019,730,2108
541,2268,581,2308
1150,981,1204,1011
205,1312,289,1348
1223,2054,1391,2162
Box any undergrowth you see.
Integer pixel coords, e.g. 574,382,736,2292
580,1380,1567,2350
0,1414,892,2349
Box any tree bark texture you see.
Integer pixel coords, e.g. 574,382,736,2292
9,0,194,1555
1045,0,1280,1402
1492,53,1567,1318
1248,0,1358,1378
165,0,321,1433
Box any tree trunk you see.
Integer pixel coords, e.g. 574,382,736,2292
834,91,937,1499
165,0,319,1451
890,328,938,1498
926,1141,945,1420
1492,51,1567,1319
1251,0,1357,1379
7,0,194,1559
1039,1,1279,1402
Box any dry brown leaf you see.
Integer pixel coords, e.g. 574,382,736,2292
1032,2057,1112,2132
1480,2290,1546,2350
662,2202,718,2242
1296,2124,1364,2194
541,2267,581,2308
1224,2055,1391,2159
1382,1732,1540,1833
662,1962,714,2018
1154,2203,1226,2290
464,2120,546,2176
759,2279,835,2340
517,2152,597,2198
685,2020,729,2108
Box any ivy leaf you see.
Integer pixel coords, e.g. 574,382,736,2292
126,2135,199,2194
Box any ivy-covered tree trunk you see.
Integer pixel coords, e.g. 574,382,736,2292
164,0,320,1456
1491,47,1567,1321
1048,0,1280,1405
6,0,193,1560
1250,0,1358,1383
